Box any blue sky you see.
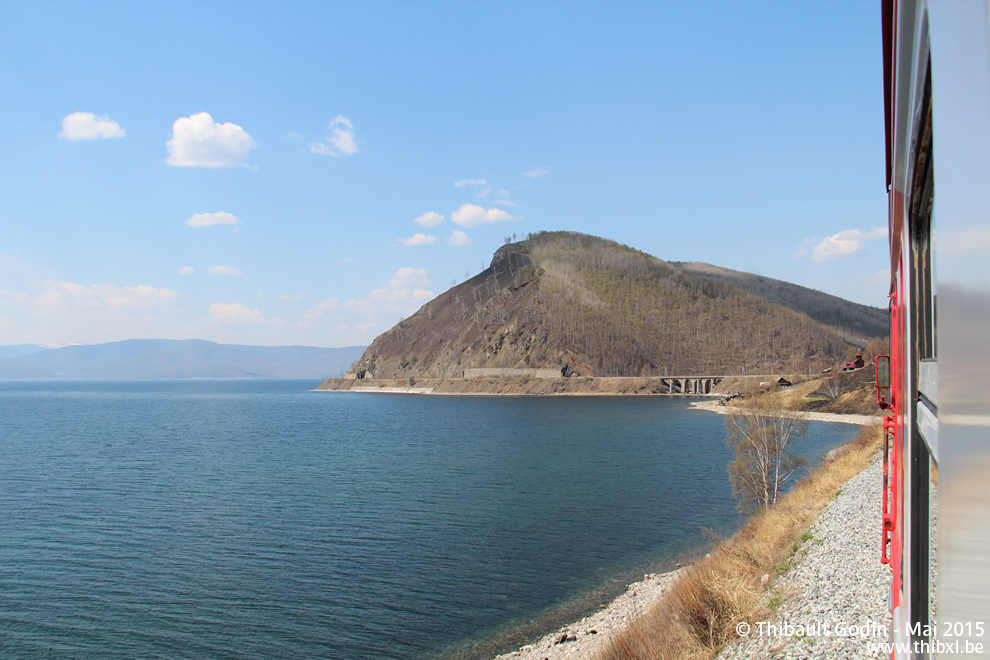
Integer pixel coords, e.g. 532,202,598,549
0,1,889,348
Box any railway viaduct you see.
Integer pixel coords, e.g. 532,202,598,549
657,376,723,394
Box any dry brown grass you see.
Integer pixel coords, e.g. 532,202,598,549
598,423,882,660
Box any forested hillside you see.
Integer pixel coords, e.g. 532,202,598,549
673,261,887,344
349,232,886,380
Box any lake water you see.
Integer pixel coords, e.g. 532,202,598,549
0,380,860,659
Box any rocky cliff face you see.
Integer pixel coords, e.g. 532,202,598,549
352,240,556,379
348,232,886,380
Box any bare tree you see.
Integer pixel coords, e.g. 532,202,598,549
724,388,809,513
821,375,844,400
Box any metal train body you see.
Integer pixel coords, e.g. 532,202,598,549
882,0,990,656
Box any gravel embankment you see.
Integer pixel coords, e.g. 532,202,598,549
716,456,892,660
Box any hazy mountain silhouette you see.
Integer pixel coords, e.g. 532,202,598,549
0,339,365,380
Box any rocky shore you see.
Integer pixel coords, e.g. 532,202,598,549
492,570,684,660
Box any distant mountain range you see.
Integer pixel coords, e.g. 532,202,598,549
0,339,366,380
347,231,887,380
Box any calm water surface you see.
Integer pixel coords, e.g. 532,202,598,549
0,380,860,659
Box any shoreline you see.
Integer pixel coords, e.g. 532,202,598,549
313,375,814,398
489,398,878,659
686,399,880,426
314,387,722,397
491,569,685,660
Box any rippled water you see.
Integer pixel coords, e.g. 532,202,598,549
0,380,859,659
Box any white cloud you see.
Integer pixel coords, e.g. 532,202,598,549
298,297,340,328
178,266,195,275
312,298,339,311
124,285,176,302
310,115,359,156
489,199,520,207
338,269,434,334
447,230,471,247
209,302,265,326
388,267,430,290
796,227,886,262
522,168,549,178
186,211,240,228
401,233,436,246
34,280,177,313
278,293,302,301
59,112,126,140
166,112,256,168
0,289,30,305
454,178,487,187
413,211,444,227
0,280,184,345
208,265,244,276
337,268,433,323
477,187,492,199
451,203,522,228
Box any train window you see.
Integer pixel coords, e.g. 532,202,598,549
910,60,935,360
907,54,938,645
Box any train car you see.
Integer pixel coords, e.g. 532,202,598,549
880,0,990,656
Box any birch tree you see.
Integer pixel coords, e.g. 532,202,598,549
724,388,809,513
